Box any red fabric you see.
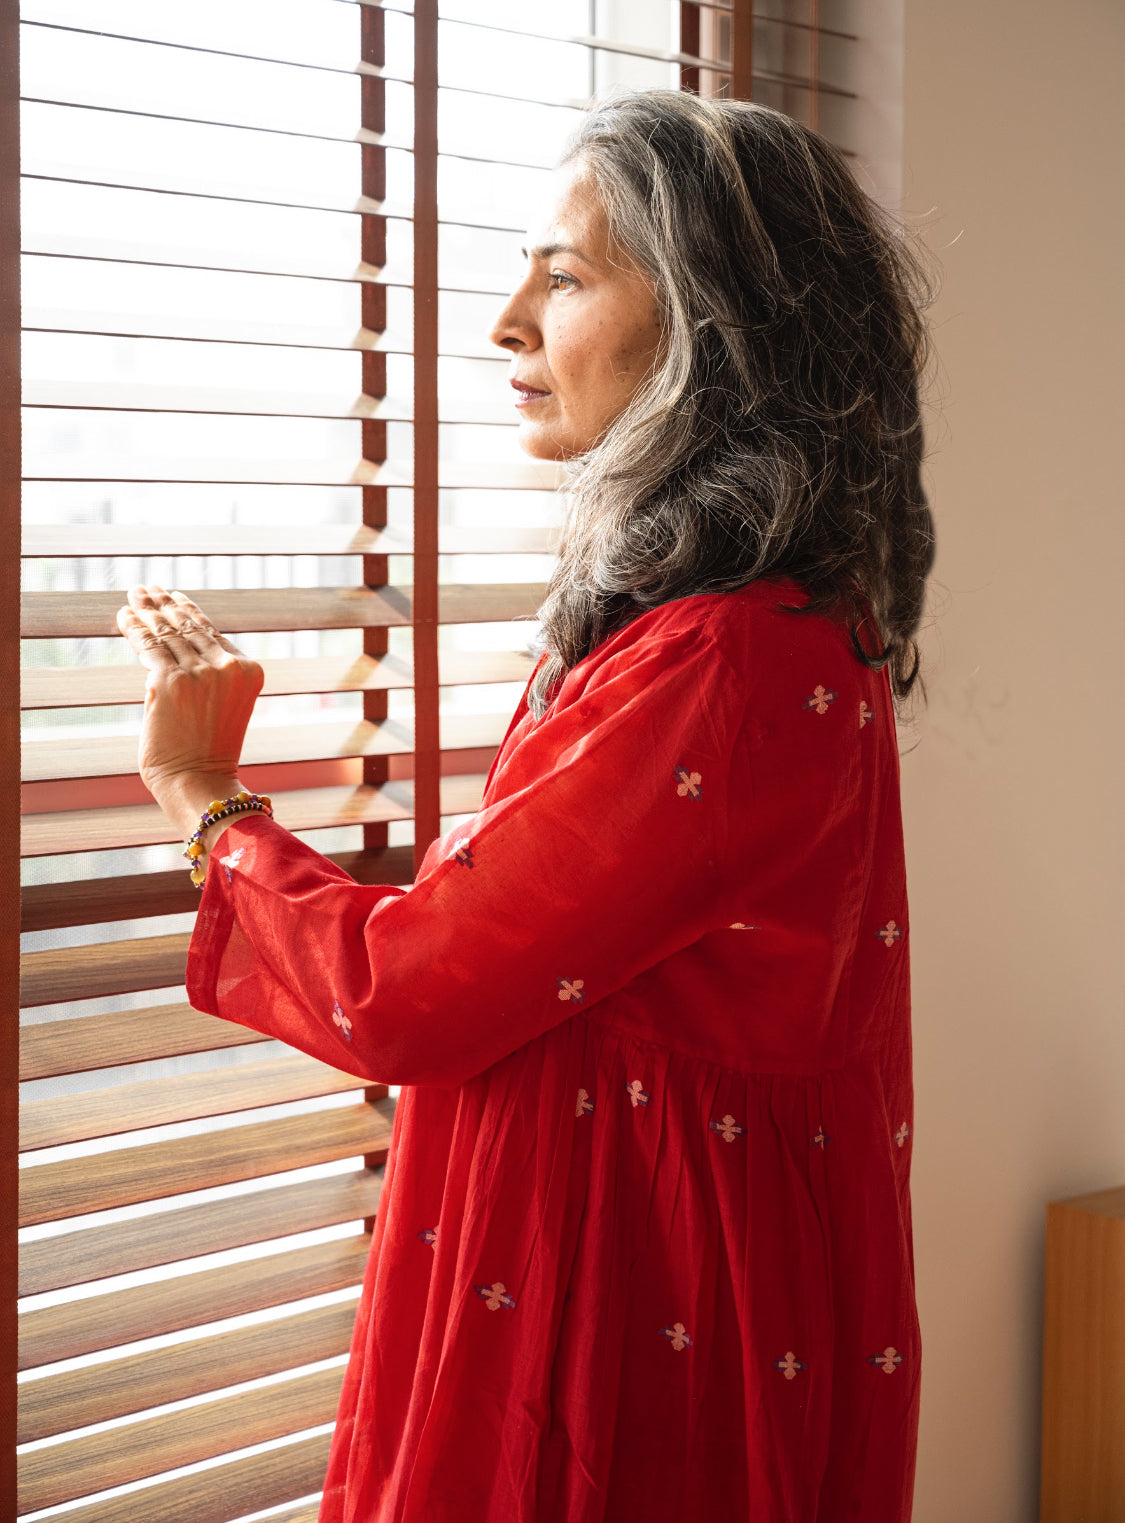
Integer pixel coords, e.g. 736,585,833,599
187,578,920,1523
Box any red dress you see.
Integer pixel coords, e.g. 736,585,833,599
187,577,920,1523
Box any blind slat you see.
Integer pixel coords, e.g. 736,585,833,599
22,651,536,710
23,711,510,784
21,1053,375,1151
20,1003,270,1083
22,526,555,560
20,1169,382,1297
21,930,191,1007
20,846,416,931
19,1098,395,1226
22,774,487,857
19,1299,357,1443
21,583,544,638
15,1431,334,1523
18,1364,345,1514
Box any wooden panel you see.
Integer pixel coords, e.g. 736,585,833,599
20,1053,378,1151
18,1364,345,1513
21,930,190,1007
22,709,509,782
21,581,542,637
260,1506,322,1523
19,1097,395,1226
19,1432,332,1523
19,1299,357,1443
20,1002,269,1080
20,844,416,932
22,522,556,561
24,300,398,351
20,1168,382,1297
22,779,417,856
1040,1186,1125,1523
22,647,535,709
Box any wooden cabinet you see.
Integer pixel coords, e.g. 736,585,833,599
1040,1184,1125,1522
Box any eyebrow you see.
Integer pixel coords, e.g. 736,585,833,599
521,241,596,265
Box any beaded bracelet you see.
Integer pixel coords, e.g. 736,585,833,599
183,791,273,889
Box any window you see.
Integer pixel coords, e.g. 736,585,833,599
5,3,864,1517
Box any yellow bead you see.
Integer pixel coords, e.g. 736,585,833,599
190,864,206,886
186,841,203,858
208,799,224,815
237,791,251,804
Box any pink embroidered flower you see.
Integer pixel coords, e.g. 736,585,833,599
868,1347,904,1374
625,1079,650,1109
660,1322,693,1351
331,1000,352,1041
709,1113,745,1143
878,920,903,947
811,1127,829,1149
774,1351,807,1380
474,1281,516,1312
557,977,585,1003
803,685,837,714
895,1122,911,1149
674,766,702,800
220,846,246,883
453,838,474,868
859,700,874,728
575,1088,594,1117
417,1227,438,1249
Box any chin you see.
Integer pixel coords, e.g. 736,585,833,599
516,424,569,463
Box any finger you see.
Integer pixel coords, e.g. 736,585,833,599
116,604,186,671
124,586,202,665
166,590,247,659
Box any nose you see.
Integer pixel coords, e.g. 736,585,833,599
489,278,540,355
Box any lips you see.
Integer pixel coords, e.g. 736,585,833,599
510,379,551,407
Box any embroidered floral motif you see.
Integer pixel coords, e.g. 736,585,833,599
728,922,760,931
709,1113,745,1143
674,766,702,800
859,700,874,728
877,920,903,947
331,999,352,1041
625,1079,650,1109
220,846,246,883
417,1227,438,1249
557,977,585,1004
895,1122,911,1149
452,838,474,869
811,1126,829,1149
660,1322,693,1350
576,1088,594,1117
474,1281,516,1312
868,1347,904,1374
774,1351,807,1380
803,685,837,715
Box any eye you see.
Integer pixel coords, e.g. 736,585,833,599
548,270,578,291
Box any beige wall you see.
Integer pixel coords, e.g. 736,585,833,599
899,2,1125,1519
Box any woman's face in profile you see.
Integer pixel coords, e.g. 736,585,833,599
490,161,663,460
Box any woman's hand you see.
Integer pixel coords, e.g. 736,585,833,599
116,585,264,840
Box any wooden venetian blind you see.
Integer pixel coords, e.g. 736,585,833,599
9,2,851,1519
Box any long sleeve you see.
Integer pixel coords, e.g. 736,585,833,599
186,610,749,1088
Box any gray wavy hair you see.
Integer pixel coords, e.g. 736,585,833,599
528,89,935,719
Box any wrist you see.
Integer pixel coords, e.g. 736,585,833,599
153,773,247,845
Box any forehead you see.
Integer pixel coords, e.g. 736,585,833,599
522,162,609,261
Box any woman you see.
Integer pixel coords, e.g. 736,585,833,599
118,91,933,1523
